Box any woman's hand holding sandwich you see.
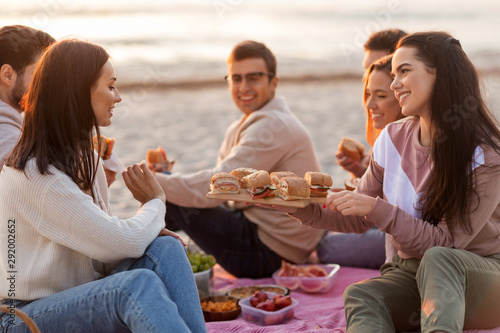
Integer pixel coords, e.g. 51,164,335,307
325,190,376,217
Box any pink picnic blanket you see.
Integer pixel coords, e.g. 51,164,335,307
206,265,500,333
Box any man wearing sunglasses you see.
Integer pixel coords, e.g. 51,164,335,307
154,40,323,278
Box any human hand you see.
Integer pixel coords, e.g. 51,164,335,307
122,162,166,205
103,166,117,187
147,161,175,173
158,228,187,246
325,190,375,216
336,150,367,178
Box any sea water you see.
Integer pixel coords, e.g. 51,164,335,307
2,0,500,86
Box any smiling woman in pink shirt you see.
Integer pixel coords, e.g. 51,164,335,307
280,32,500,332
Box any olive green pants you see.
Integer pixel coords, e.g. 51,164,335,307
344,247,500,333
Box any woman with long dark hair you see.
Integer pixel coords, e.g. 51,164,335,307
0,39,206,332
271,32,500,332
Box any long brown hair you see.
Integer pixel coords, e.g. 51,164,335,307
397,32,500,236
6,39,109,193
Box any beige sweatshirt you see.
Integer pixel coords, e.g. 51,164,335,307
155,97,325,263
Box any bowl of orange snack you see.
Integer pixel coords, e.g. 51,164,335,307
200,295,241,322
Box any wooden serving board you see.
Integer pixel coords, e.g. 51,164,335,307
206,191,313,208
309,196,327,204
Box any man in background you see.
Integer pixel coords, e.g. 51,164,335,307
153,40,324,278
0,25,55,169
362,28,407,74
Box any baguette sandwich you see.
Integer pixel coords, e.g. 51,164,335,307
93,135,115,160
277,177,311,201
244,170,276,199
210,172,240,194
230,167,258,188
270,171,298,187
305,172,333,197
146,146,175,172
339,137,365,161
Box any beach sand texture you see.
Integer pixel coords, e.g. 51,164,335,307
104,76,500,218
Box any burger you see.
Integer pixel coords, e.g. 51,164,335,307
339,137,365,161
304,172,333,197
93,135,115,160
345,177,360,191
244,170,276,199
277,177,310,201
146,146,175,172
210,172,240,194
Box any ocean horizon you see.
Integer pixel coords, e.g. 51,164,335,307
2,0,500,87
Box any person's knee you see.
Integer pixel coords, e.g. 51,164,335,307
418,247,462,276
343,282,371,304
119,269,162,296
148,236,186,258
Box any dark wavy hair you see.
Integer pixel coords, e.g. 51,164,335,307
397,32,500,237
6,39,109,193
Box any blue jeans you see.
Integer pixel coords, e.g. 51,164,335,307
165,202,282,278
316,227,385,269
0,237,207,333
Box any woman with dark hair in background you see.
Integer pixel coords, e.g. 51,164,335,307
271,31,500,332
0,39,206,332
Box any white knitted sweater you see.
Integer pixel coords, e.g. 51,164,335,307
0,159,165,300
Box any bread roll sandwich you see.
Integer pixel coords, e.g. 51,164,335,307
244,170,276,199
210,172,240,194
345,177,360,191
146,146,175,172
270,171,298,187
93,135,115,160
230,168,258,188
305,172,333,197
339,137,365,161
277,177,310,201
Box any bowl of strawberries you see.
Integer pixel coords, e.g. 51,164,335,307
239,291,298,326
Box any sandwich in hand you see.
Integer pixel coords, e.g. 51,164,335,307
146,146,175,172
277,177,311,201
345,177,360,191
210,172,240,194
270,171,298,187
93,135,115,160
230,168,258,188
339,137,365,161
305,172,333,197
244,170,276,199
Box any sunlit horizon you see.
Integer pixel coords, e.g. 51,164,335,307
3,0,500,85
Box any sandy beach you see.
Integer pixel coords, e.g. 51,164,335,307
103,75,500,218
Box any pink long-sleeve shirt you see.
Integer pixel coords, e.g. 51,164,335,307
293,117,500,261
